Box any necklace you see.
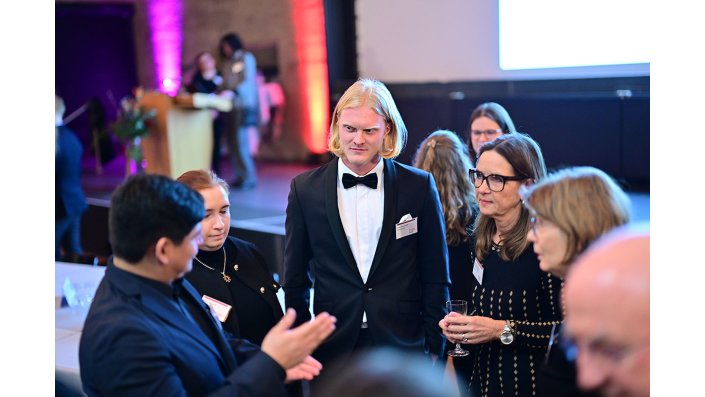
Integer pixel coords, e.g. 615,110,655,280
193,247,231,283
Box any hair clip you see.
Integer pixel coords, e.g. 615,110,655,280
427,140,437,148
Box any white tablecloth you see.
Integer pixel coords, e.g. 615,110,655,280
55,262,105,397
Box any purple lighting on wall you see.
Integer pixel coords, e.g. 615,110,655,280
147,0,182,96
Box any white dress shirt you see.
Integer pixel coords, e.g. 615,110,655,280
337,158,384,325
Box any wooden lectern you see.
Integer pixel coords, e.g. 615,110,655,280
137,91,232,179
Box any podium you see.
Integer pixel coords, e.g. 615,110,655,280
137,91,231,179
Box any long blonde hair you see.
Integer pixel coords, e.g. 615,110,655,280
413,130,477,246
328,78,407,159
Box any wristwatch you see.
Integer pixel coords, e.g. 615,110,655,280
500,320,515,345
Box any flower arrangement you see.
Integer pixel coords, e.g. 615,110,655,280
111,94,157,142
111,89,157,174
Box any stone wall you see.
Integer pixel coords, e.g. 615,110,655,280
58,0,316,161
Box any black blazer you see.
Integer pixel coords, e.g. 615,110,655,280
186,236,283,346
79,262,287,397
283,158,450,367
55,125,87,219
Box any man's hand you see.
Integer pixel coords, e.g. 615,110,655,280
285,355,323,382
261,308,336,371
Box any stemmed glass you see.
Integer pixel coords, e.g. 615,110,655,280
446,300,470,357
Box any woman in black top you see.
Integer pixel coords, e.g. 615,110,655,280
177,169,305,397
176,169,282,344
187,52,225,174
523,166,631,397
412,129,478,397
439,134,562,397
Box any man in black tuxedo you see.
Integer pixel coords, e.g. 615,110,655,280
79,174,336,397
283,79,450,391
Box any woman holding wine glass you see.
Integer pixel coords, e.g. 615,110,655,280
439,133,562,397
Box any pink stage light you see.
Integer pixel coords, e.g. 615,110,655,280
147,0,182,96
291,0,330,155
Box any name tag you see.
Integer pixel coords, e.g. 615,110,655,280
202,295,232,323
395,214,418,239
472,258,484,285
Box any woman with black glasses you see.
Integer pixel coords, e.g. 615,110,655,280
439,133,562,397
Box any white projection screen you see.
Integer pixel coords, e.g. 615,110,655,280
499,0,650,71
355,0,650,83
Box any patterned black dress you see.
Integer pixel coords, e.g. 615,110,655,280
467,242,563,397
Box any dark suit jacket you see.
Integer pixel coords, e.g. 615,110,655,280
79,262,287,397
187,236,283,346
283,158,450,367
55,125,87,219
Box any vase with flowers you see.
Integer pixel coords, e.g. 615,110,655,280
111,90,157,175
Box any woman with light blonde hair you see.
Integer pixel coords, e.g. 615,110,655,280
524,166,631,277
522,165,631,397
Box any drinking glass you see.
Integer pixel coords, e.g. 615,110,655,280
446,300,470,357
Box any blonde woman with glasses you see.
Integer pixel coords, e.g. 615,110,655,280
522,165,631,397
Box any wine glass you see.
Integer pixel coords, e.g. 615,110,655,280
446,300,470,357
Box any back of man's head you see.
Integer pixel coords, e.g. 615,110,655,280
565,223,650,397
109,174,204,264
318,348,460,397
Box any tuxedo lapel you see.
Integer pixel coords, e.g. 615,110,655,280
368,159,397,279
324,160,362,281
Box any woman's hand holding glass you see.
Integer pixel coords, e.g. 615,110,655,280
440,312,507,345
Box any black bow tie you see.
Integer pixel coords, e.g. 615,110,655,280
342,172,378,189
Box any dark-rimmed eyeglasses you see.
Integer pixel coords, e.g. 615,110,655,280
470,129,503,138
469,169,527,192
530,214,545,236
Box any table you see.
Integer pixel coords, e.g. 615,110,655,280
54,262,313,396
55,262,106,396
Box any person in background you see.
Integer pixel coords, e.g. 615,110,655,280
563,224,650,397
412,129,478,397
522,166,631,397
283,78,450,394
219,32,259,189
439,133,562,397
187,51,225,175
55,95,88,262
466,102,517,164
79,173,336,397
259,68,286,144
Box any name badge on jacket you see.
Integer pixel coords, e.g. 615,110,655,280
202,295,232,322
395,213,418,239
472,258,484,285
